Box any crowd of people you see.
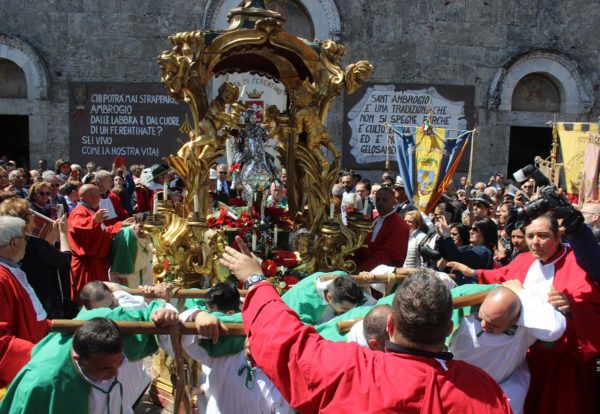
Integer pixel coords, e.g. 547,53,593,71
1,154,600,413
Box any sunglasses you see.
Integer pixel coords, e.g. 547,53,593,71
38,191,51,196
50,184,60,187
469,227,480,233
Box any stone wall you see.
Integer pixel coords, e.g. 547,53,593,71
1,0,599,182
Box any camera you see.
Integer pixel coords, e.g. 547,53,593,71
512,185,572,224
511,165,573,225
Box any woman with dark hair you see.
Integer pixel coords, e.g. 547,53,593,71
510,222,529,259
449,223,470,247
436,216,497,284
27,182,54,218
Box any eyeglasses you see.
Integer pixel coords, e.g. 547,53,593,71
37,191,51,196
218,171,227,175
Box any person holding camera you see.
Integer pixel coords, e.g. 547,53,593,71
435,215,497,285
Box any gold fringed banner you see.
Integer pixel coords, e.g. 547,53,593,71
556,122,598,194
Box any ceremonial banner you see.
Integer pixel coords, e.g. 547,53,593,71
343,83,474,170
579,141,600,203
394,126,472,213
556,122,599,195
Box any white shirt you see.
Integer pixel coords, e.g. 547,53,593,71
80,290,157,414
522,246,568,301
404,230,426,268
75,356,146,414
371,208,397,242
161,309,294,414
347,320,369,347
450,288,566,414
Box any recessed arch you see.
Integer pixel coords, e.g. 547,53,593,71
203,0,341,41
0,33,50,100
487,49,593,114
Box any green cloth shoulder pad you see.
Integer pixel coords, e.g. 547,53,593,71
108,227,137,274
282,271,347,326
197,311,245,358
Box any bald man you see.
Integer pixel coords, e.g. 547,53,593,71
347,305,392,351
67,184,135,301
581,201,600,229
449,283,565,414
355,187,409,272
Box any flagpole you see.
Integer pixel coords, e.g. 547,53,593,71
385,123,391,170
467,127,477,185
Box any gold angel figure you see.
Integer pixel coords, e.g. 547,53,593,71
293,86,341,169
178,81,244,161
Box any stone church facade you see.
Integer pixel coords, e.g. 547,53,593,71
0,0,598,181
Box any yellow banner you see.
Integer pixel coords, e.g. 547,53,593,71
413,128,446,210
556,122,598,194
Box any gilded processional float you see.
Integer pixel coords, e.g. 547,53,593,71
148,0,374,292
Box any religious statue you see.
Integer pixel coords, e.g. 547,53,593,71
239,110,276,203
293,85,341,169
177,81,244,161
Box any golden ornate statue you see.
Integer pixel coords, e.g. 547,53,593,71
292,83,341,169
149,1,374,409
154,1,374,284
178,82,244,162
292,231,316,274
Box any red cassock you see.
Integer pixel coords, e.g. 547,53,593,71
0,265,50,387
478,247,600,414
103,192,129,226
243,282,513,414
356,212,409,272
67,204,122,301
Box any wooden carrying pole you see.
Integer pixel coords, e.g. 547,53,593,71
318,269,416,285
336,289,491,333
122,288,248,298
50,320,246,336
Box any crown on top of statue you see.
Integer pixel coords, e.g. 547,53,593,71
246,88,264,99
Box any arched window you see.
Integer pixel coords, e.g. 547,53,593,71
511,73,561,112
265,0,315,40
0,58,27,98
205,0,340,41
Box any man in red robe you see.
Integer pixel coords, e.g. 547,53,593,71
134,164,169,214
93,169,129,226
449,214,600,414
0,216,50,387
207,236,512,413
356,187,409,272
67,184,134,301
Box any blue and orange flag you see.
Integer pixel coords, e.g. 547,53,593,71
392,125,473,214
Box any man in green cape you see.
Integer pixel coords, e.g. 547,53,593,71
0,300,177,414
